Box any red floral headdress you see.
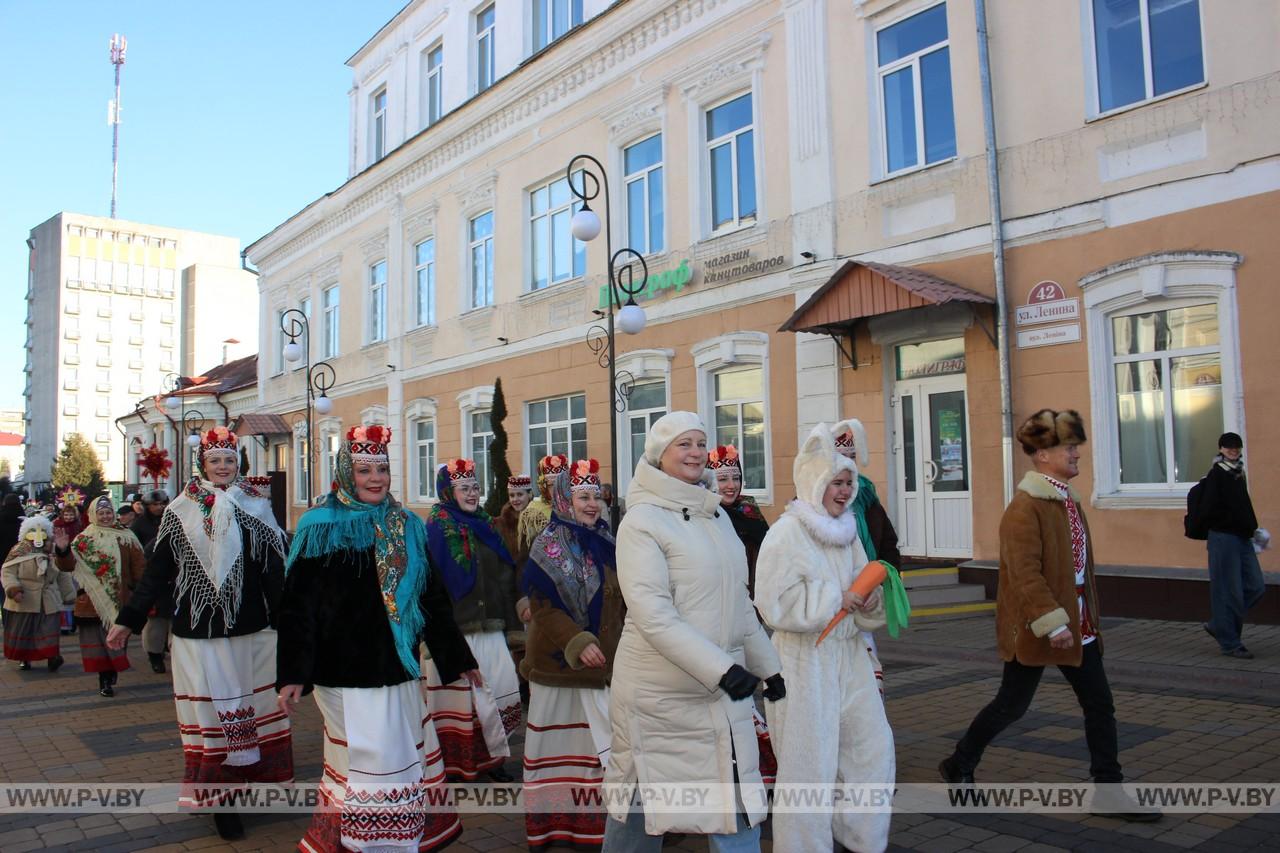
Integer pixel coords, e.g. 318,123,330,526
538,454,569,476
507,474,532,489
569,458,601,492
347,424,391,460
443,458,477,485
198,425,239,466
706,445,742,473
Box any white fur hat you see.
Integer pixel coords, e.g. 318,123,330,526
794,423,856,508
644,411,707,465
831,419,869,468
18,514,53,544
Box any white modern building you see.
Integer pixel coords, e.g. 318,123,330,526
23,212,258,486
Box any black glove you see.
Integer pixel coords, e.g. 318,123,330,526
762,673,786,702
718,664,760,701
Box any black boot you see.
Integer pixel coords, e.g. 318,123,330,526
213,811,244,840
98,672,114,697
47,655,64,673
148,652,166,674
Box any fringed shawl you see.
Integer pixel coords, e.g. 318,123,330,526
523,471,615,633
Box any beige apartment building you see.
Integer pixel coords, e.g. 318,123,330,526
247,0,1279,615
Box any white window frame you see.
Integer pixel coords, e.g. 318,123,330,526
525,393,588,473
468,210,495,308
693,331,772,503
318,417,342,496
623,133,665,256
371,87,388,164
1080,252,1243,509
1082,0,1208,119
368,260,387,344
293,422,310,506
614,348,675,494
406,398,439,503
532,0,583,53
474,3,496,95
872,1,955,179
703,91,759,235
414,237,437,327
458,385,495,497
293,296,312,371
422,43,444,128
322,285,340,358
526,172,586,292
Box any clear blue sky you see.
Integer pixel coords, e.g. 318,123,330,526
0,0,409,413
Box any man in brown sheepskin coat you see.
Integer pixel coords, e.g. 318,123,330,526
939,408,1158,822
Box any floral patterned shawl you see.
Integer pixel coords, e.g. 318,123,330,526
69,504,142,627
425,464,515,603
523,472,615,632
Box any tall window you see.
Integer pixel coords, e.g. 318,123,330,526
413,418,437,501
322,285,340,358
533,0,583,51
475,4,496,93
321,433,341,492
705,93,756,232
295,433,310,502
876,2,955,175
470,411,494,495
368,260,387,343
371,87,388,163
423,45,443,127
624,135,664,255
1111,303,1221,485
295,296,312,370
1091,0,1204,114
713,366,766,491
415,238,436,326
272,309,285,375
527,394,587,464
625,381,666,479
469,211,495,308
528,174,585,290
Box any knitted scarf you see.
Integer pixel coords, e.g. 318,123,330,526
286,444,428,678
523,472,615,632
426,465,514,602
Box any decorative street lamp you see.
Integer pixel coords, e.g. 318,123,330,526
160,373,187,484
184,411,206,481
566,153,649,531
279,309,338,505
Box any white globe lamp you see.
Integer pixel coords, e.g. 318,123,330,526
164,395,181,411
570,207,601,242
618,302,647,335
314,394,333,415
186,432,201,449
283,340,303,363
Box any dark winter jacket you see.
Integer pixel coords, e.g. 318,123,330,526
131,511,174,615
275,546,477,694
115,513,285,639
1203,461,1259,540
449,540,520,636
0,499,23,561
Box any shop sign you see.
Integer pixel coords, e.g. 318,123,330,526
701,250,787,285
1016,322,1082,349
596,260,692,309
895,338,966,380
1016,280,1079,327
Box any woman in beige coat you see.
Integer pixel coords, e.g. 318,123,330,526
3,515,75,671
604,412,783,852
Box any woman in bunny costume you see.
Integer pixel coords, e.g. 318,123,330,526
754,424,895,853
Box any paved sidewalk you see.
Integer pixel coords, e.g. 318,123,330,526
1,615,1277,852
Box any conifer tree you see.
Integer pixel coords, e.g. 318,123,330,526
483,377,513,516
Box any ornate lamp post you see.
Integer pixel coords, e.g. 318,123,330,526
160,373,185,484
566,154,649,530
279,309,337,505
183,411,206,482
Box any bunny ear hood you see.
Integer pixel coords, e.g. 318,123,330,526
831,418,869,469
793,423,855,508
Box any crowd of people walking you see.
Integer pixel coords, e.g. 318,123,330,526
5,400,1271,851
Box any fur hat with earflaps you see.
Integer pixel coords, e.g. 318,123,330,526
793,423,857,509
1016,408,1086,455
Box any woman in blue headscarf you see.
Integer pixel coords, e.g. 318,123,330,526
421,457,522,783
521,460,623,850
276,425,478,853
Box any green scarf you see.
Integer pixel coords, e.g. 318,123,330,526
851,475,910,637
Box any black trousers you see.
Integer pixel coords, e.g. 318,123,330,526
953,641,1122,782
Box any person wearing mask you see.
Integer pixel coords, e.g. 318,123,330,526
132,489,173,674
4,516,74,671
277,425,477,853
603,412,783,850
1201,432,1268,659
108,427,293,841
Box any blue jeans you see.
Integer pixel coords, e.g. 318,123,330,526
602,807,760,853
1207,530,1266,651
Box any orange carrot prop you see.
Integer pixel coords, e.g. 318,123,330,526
816,560,888,646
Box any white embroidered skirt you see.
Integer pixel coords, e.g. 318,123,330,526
523,682,611,849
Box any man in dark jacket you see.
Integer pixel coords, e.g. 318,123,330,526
0,494,24,560
131,490,173,673
1201,433,1266,659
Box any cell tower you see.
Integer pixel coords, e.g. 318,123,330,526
108,34,127,219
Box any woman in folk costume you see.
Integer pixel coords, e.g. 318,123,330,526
107,426,291,841
604,412,784,851
706,446,778,786
4,515,74,671
277,425,477,853
518,454,569,562
52,487,88,635
521,460,623,850
54,496,145,696
422,458,523,782
832,419,901,697
754,424,895,853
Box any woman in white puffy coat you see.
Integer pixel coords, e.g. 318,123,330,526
604,412,784,851
754,424,895,853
